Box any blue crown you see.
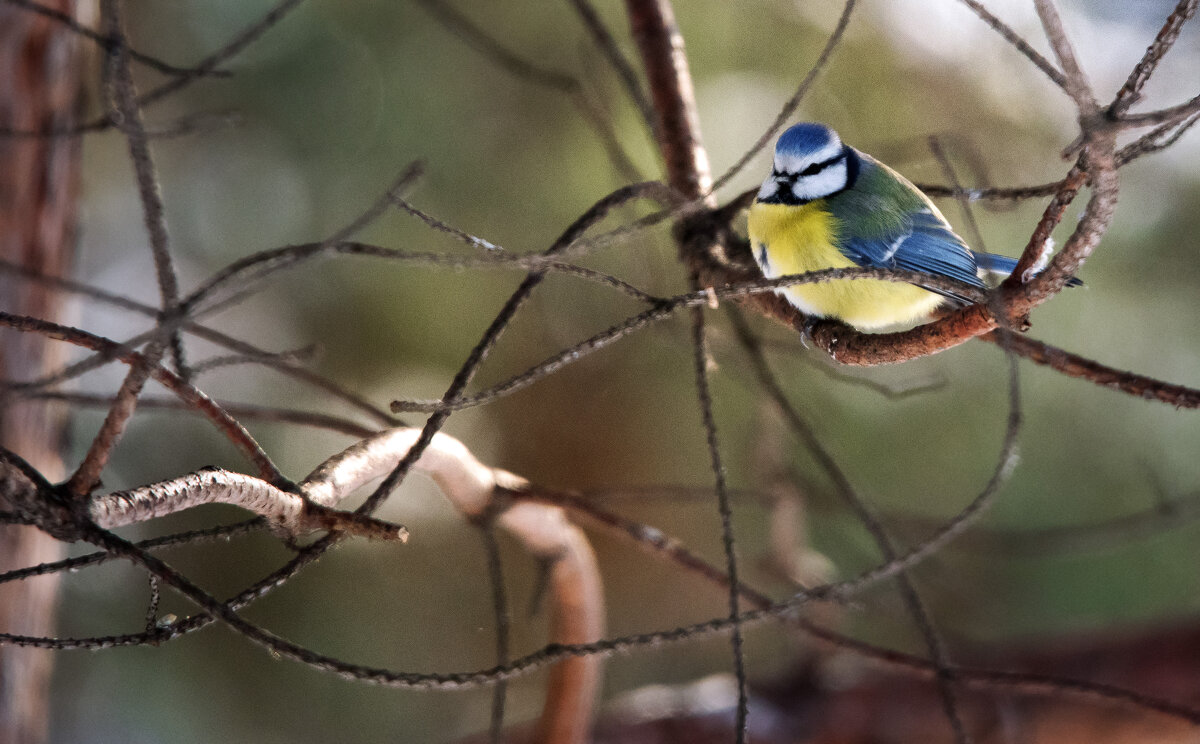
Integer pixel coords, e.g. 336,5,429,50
775,123,838,158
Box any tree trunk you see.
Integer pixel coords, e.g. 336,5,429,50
0,2,88,741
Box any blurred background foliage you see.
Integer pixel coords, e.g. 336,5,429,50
46,0,1200,741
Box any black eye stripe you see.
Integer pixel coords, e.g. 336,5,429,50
760,148,858,205
798,152,845,177
771,152,843,179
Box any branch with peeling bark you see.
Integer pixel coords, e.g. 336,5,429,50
87,467,407,542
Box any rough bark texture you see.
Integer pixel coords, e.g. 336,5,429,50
0,2,87,741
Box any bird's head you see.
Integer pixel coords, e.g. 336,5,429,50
757,123,851,204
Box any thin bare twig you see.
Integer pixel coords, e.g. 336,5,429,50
912,180,1065,201
956,0,1067,90
727,309,973,744
392,198,502,252
0,312,282,483
66,0,186,495
185,344,315,376
24,391,377,438
566,0,657,138
711,0,857,193
0,520,262,586
1117,112,1200,166
65,347,163,495
365,181,673,518
415,0,642,183
187,239,662,312
2,0,232,79
0,0,307,138
1032,0,1097,116
1110,0,1199,115
687,302,749,742
187,163,425,314
1116,93,1200,129
478,523,510,744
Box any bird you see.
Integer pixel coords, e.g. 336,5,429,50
748,122,1071,331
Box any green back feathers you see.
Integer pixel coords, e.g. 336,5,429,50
826,153,927,242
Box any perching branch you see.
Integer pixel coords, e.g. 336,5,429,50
640,0,1190,392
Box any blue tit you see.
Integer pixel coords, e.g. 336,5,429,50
748,122,1065,330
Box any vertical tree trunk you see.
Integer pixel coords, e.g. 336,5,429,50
0,3,88,741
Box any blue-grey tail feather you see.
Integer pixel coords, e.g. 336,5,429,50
972,251,1084,287
972,252,1017,274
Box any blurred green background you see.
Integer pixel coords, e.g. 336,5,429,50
44,0,1200,741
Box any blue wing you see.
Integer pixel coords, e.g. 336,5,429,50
835,208,985,303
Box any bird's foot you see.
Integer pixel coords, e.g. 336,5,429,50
799,315,821,349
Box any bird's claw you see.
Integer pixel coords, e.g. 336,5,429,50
799,315,821,348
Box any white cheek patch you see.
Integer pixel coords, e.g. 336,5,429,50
757,178,780,200
791,160,848,201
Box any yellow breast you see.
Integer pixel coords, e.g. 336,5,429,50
747,201,945,330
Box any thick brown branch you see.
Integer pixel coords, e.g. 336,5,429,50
625,0,711,202
988,332,1200,409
